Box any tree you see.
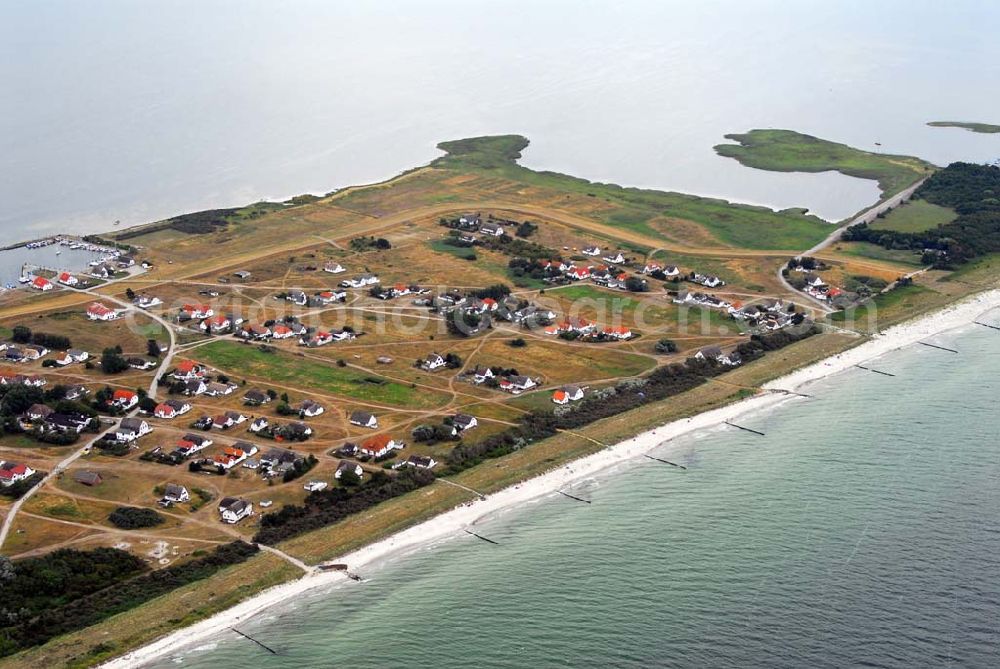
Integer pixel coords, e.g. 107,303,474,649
108,506,164,529
625,276,649,292
654,338,678,354
100,347,129,374
11,325,31,344
509,337,527,348
338,469,361,486
375,238,392,250
266,389,278,400
146,339,161,358
138,397,158,413
125,287,136,300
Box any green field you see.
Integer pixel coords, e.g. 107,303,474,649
194,341,449,409
828,283,932,326
714,129,934,202
870,199,956,233
429,238,477,260
927,121,1000,134
432,135,833,251
833,242,925,268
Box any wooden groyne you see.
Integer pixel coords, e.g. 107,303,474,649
464,528,499,545
724,420,765,436
855,364,895,377
557,490,592,504
643,454,687,469
918,341,958,353
975,321,1000,332
231,627,278,654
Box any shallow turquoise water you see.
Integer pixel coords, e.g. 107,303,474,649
151,320,1000,668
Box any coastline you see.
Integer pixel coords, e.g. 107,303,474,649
106,287,1000,669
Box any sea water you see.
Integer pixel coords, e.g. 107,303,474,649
150,316,1000,668
4,0,1000,237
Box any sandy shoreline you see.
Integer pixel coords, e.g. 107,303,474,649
107,288,1000,668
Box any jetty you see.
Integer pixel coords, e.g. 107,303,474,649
724,420,765,436
643,454,687,469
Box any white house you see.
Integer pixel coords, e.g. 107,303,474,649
162,484,190,503
359,434,401,459
57,272,78,287
349,411,378,429
582,245,601,256
404,455,437,469
452,413,478,431
421,352,446,371
480,222,504,237
335,460,364,480
297,400,325,417
218,497,253,524
323,262,346,274
31,276,54,291
340,274,379,288
115,417,152,442
603,252,626,264
0,461,36,486
303,480,328,492
86,302,120,321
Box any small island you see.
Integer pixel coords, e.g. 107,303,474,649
927,121,1000,134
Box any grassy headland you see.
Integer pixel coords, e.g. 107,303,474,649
714,129,934,201
927,121,1000,134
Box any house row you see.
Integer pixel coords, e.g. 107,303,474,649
0,372,46,387
694,346,742,367
55,349,89,366
340,273,379,289
285,289,346,307
673,291,731,310
3,343,49,363
19,406,92,433
498,375,537,394
640,262,681,277
690,273,726,288
133,294,162,309
299,328,355,347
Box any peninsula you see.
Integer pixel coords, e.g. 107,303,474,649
1,131,998,668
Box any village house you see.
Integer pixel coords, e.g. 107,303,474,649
471,366,495,384
452,413,478,432
249,416,269,433
335,442,359,458
204,381,237,397
161,483,190,505
55,349,89,366
243,389,271,406
499,375,537,394
111,389,138,410
690,273,725,288
340,273,379,288
335,460,364,480
458,214,481,228
171,360,206,381
0,461,36,486
271,324,294,339
133,294,162,309
301,331,334,347
86,302,120,321
176,434,213,457
200,314,231,334
73,470,103,486
564,266,591,281
480,221,504,237
695,346,741,367
44,412,91,433
349,411,378,429
23,403,53,422
260,446,303,472
297,399,324,417
237,323,271,340
286,290,308,306
314,289,347,305
582,245,601,256
303,480,328,492
360,434,402,459
323,261,346,274
64,384,89,401
31,276,53,291
127,357,155,370
552,385,585,405
421,352,446,371
404,454,437,469
179,304,213,320
57,272,78,286
115,417,152,442
154,399,191,419
218,497,253,524
603,251,626,264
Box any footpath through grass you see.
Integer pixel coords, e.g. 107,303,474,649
714,129,934,202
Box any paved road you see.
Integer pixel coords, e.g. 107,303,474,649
776,177,930,313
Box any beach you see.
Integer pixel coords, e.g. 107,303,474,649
106,287,1000,669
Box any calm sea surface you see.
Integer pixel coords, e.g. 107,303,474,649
3,0,1000,237
150,318,1000,668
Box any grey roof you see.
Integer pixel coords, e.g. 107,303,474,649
119,417,146,431
350,410,376,423
74,471,102,485
164,483,187,498
453,413,476,428
699,346,723,358
219,497,250,513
